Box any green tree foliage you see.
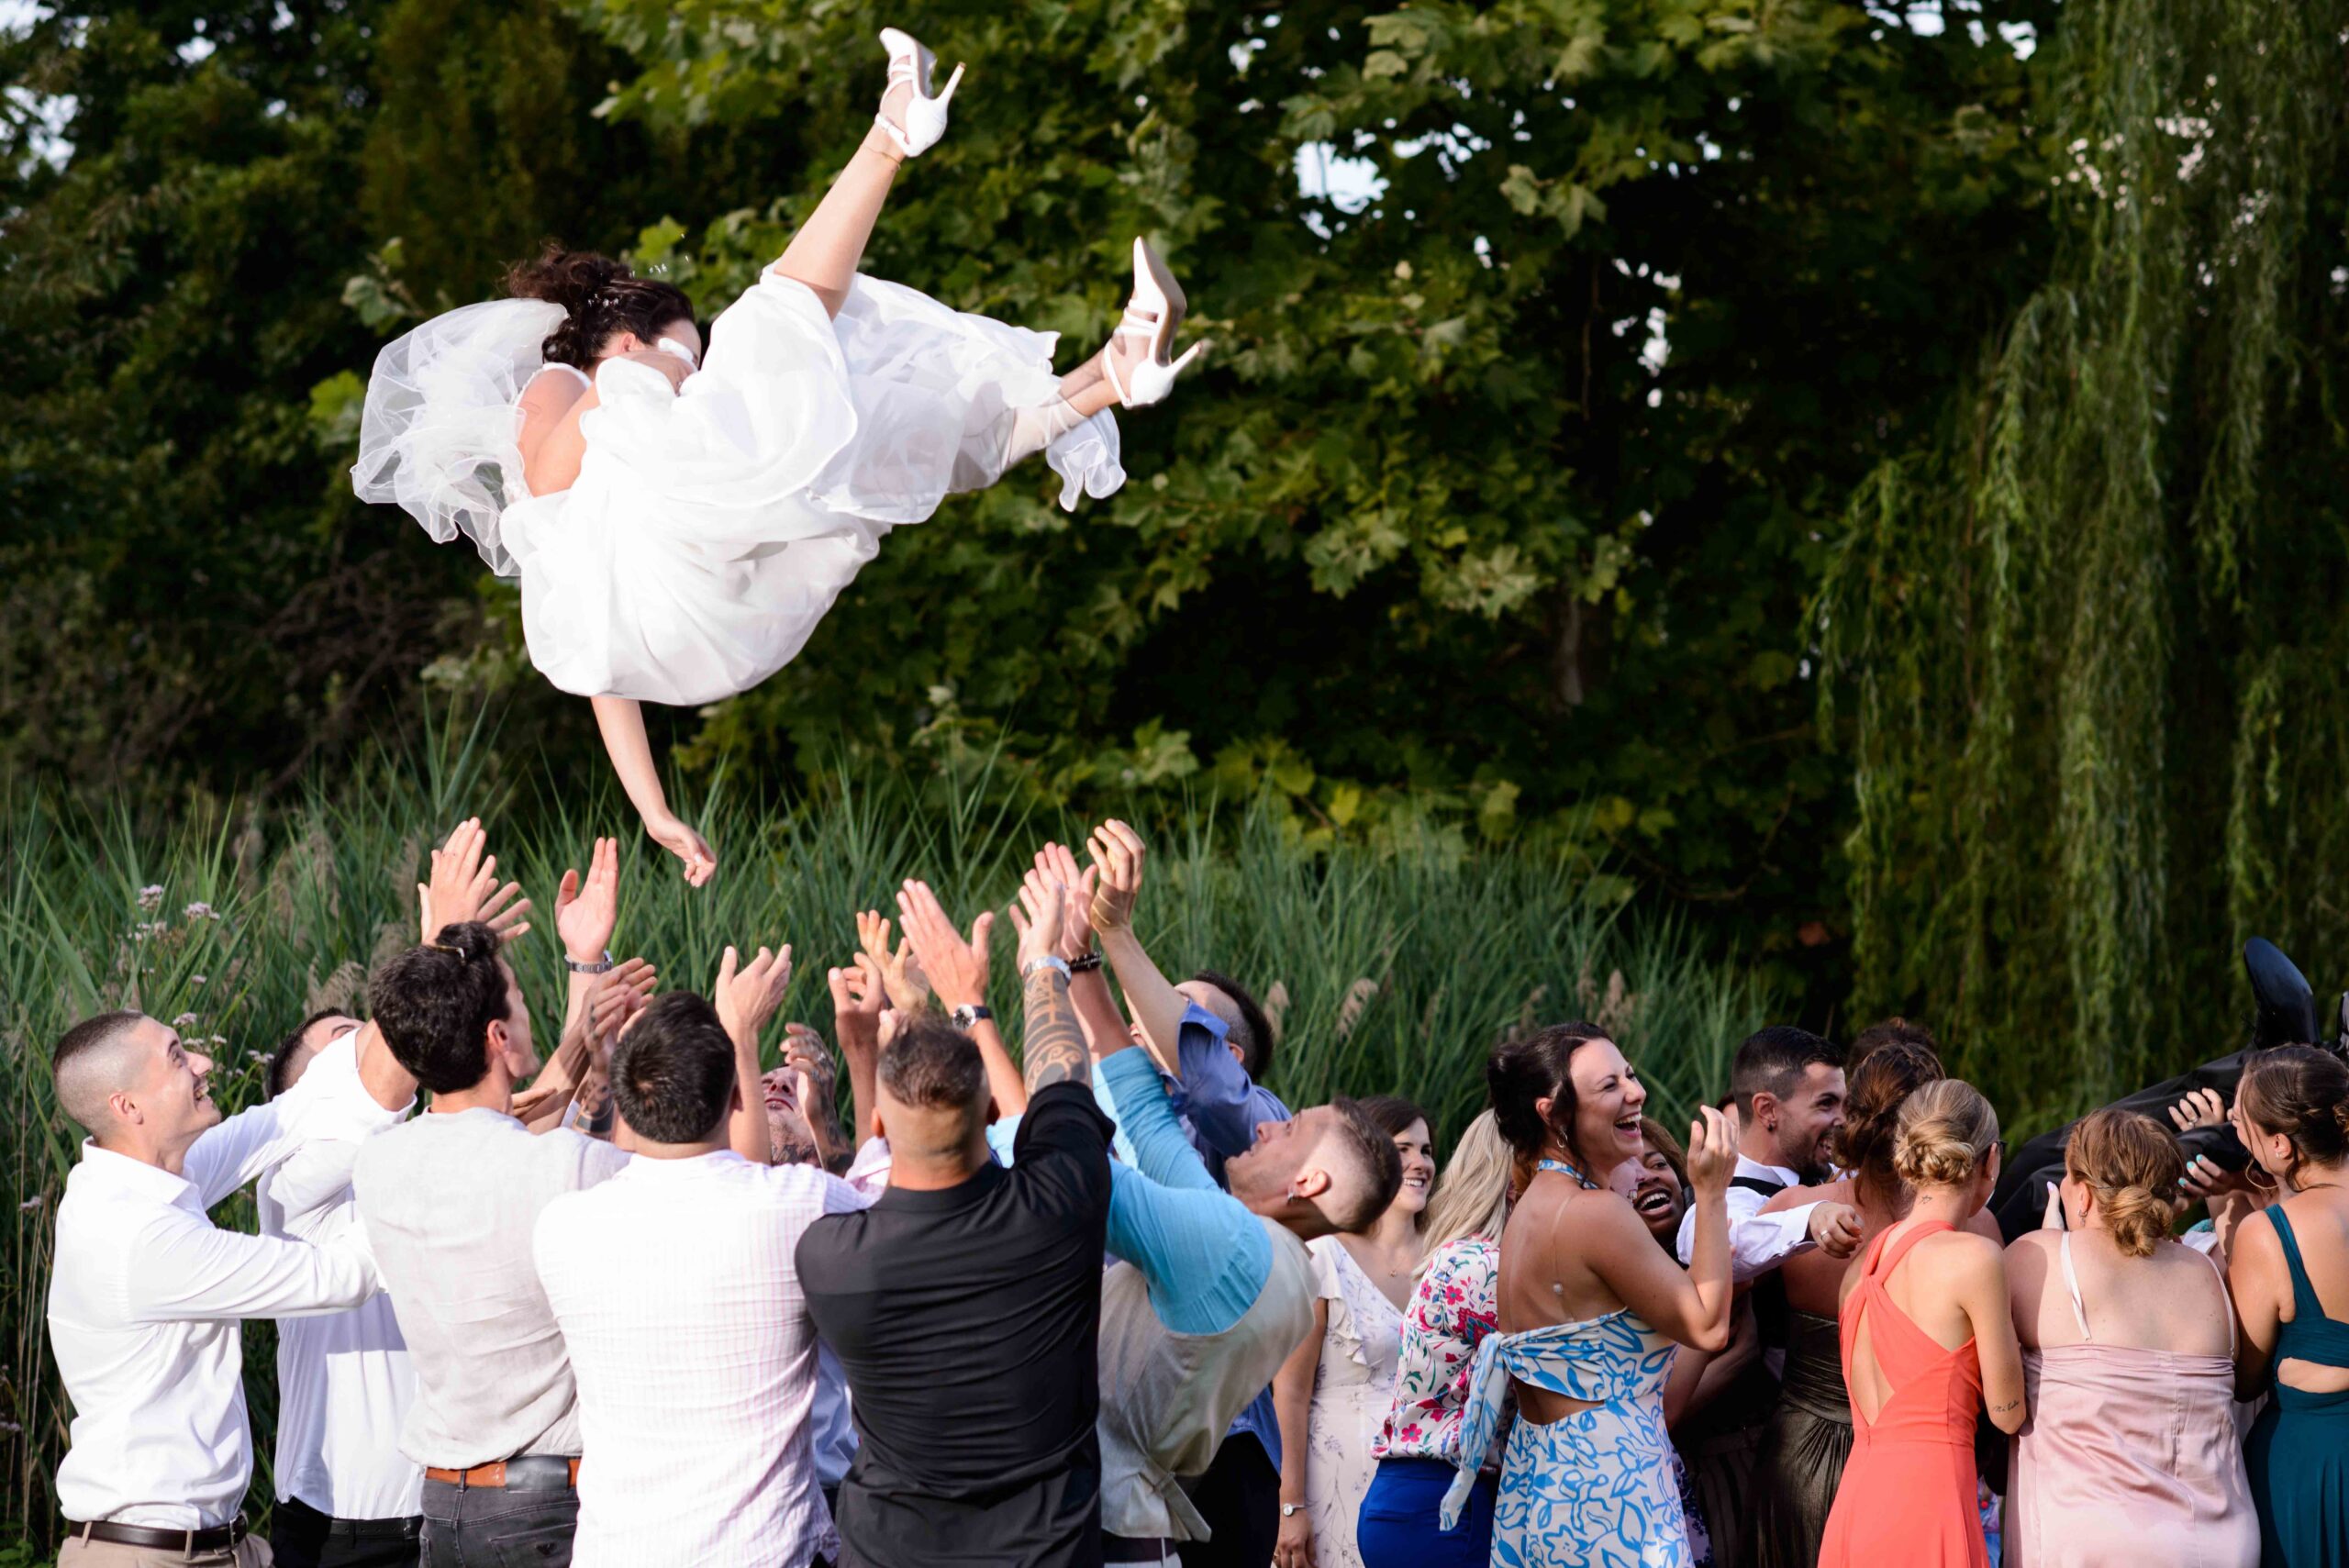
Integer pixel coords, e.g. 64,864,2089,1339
1819,0,2349,1119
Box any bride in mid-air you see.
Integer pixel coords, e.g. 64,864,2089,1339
353,28,1204,884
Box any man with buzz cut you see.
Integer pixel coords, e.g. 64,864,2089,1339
45,1005,412,1567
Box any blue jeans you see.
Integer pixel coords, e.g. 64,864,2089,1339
419,1476,578,1568
1355,1456,1497,1568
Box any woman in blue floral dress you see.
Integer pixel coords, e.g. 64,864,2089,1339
1443,1023,1738,1567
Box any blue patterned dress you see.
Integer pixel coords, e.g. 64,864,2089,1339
1440,1160,1690,1568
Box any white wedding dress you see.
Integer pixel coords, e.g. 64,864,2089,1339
353,266,1123,706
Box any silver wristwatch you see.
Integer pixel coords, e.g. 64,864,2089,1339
951,1003,992,1030
1280,1503,1307,1518
565,949,616,974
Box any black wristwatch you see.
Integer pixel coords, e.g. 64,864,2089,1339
1069,951,1105,974
951,1003,993,1030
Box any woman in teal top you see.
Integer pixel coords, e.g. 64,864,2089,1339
2225,1046,2349,1568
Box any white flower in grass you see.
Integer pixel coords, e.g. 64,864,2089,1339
184,902,218,921
191,974,207,985
138,884,164,912
172,1012,199,1030
19,1194,44,1212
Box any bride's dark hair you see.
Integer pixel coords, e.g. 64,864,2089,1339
504,245,696,369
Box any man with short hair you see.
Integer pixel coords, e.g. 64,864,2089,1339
1674,1024,1860,1277
46,1003,410,1567
257,1009,425,1568
534,985,850,1568
799,879,1114,1568
1669,1024,1859,1568
1088,1034,1403,1565
1057,825,1302,1568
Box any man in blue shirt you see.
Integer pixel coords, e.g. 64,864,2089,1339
1054,825,1298,1568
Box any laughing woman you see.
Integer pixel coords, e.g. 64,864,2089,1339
1442,1024,1736,1568
1273,1098,1436,1568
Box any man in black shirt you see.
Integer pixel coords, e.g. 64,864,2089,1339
800,880,1110,1568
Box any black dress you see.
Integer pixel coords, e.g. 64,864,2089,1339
1742,1309,1853,1568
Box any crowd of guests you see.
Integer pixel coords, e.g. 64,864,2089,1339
36,813,2349,1568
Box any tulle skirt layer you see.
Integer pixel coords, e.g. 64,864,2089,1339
502,271,1122,706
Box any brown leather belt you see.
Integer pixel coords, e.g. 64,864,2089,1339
424,1457,581,1489
70,1515,248,1551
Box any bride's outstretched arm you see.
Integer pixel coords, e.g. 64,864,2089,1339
771,126,905,317
591,695,718,886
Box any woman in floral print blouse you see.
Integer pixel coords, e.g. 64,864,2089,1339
1355,1110,1522,1568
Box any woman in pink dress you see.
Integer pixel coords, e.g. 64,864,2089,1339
1819,1079,2026,1568
2002,1107,2256,1568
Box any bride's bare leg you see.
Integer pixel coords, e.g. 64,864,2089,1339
771,126,906,318
591,695,717,885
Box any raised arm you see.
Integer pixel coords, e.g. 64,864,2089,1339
590,695,716,887
1009,871,1087,1092
714,942,793,1164
897,879,1028,1118
1087,820,1183,1078
829,954,885,1144
1030,844,1127,1052
1097,1043,1219,1194
1596,1106,1737,1352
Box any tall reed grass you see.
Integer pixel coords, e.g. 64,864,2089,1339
0,745,1770,1551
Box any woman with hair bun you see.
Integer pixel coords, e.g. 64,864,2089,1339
352,29,1205,885
1818,1078,2025,1568
1745,1037,1959,1568
1438,1024,1737,1567
2001,1108,2254,1568
2225,1044,2349,1568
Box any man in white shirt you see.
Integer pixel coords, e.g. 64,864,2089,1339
1668,1024,1861,1568
257,1011,424,1568
46,1005,412,1567
1675,1025,1863,1277
354,913,786,1568
537,988,859,1568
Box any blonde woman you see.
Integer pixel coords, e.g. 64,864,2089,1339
1355,1111,1517,1568
1274,1097,1434,1568
2003,1107,2254,1568
1818,1078,2025,1568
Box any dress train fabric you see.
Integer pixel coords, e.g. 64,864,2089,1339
354,270,1124,707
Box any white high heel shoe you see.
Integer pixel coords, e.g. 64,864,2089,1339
1103,237,1208,408
874,28,963,160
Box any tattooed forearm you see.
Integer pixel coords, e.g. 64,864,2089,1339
1022,969,1090,1091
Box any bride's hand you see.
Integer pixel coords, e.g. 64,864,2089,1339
645,813,718,887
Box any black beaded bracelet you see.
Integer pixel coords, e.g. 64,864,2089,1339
1069,951,1105,974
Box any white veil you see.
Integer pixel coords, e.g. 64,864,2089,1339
351,298,569,578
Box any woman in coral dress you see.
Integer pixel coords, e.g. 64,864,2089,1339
1818,1078,2026,1568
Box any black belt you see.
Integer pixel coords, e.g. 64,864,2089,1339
1104,1536,1175,1563
70,1515,248,1552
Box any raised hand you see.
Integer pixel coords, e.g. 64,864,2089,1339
715,942,794,1047
1086,819,1147,936
1009,873,1068,973
1030,842,1098,963
554,836,621,964
2168,1086,2227,1134
896,881,993,1014
587,956,657,1047
781,1021,838,1131
1685,1105,1736,1198
418,817,532,943
829,952,885,1056
855,909,931,1013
